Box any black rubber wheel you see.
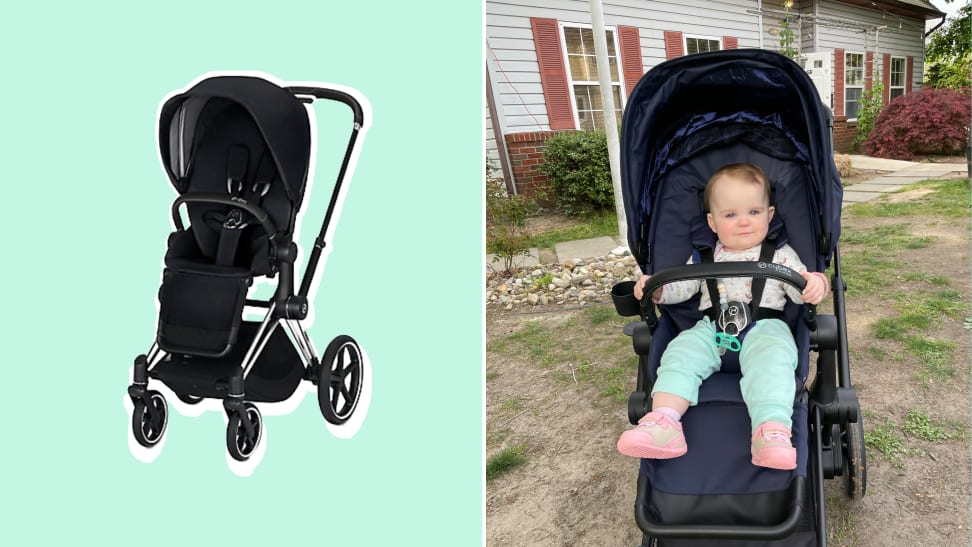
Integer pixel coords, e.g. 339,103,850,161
319,335,364,425
226,403,262,462
843,414,867,499
132,390,167,447
176,392,204,405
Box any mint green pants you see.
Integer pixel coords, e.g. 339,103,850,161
652,317,798,432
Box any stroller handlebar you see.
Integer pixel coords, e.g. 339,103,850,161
643,261,807,297
640,261,815,330
288,86,364,126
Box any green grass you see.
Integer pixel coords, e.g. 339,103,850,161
838,250,898,296
904,335,955,381
902,410,950,442
523,209,618,249
872,314,930,339
865,421,905,466
486,443,527,481
839,223,932,252
825,494,860,545
902,272,950,286
847,178,971,218
491,320,560,367
588,304,617,325
500,398,523,412
490,306,635,405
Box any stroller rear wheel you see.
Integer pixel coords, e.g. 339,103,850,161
318,335,363,425
843,415,867,499
226,403,263,461
132,390,168,447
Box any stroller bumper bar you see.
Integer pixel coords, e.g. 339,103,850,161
635,477,805,540
172,193,277,238
638,262,815,331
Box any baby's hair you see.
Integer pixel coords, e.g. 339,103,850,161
704,163,771,211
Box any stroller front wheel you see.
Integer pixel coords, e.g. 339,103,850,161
318,335,364,425
132,390,168,447
226,403,263,461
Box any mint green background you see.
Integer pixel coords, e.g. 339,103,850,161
1,2,483,543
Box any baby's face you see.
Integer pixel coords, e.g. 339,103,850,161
705,175,774,252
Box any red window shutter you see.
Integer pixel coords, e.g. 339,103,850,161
723,36,738,50
882,54,891,104
664,31,684,59
906,56,914,93
531,17,575,130
617,25,644,97
834,48,845,117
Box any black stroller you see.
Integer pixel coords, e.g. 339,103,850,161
610,50,865,546
127,75,367,462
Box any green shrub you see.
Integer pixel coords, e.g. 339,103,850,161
853,83,883,149
539,130,613,216
486,161,536,272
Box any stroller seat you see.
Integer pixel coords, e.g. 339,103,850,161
157,97,293,358
629,211,815,543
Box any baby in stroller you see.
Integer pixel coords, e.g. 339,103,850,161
617,163,829,470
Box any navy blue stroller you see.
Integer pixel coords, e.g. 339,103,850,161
127,75,367,462
611,50,865,546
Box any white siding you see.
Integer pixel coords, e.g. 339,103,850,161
485,0,931,135
816,0,926,91
759,0,809,57
485,0,764,134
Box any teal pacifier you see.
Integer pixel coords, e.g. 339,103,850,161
714,331,742,352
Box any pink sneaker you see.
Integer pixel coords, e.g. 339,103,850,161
751,421,797,470
617,411,687,459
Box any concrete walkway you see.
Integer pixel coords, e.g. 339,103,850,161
488,156,967,268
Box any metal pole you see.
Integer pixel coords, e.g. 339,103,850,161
589,0,628,248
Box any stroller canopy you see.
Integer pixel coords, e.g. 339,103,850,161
158,76,312,208
621,49,842,268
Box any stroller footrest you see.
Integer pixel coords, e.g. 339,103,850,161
157,268,250,357
636,477,805,540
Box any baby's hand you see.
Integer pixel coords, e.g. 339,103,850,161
634,274,663,303
800,271,829,305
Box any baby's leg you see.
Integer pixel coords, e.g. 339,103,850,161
738,319,798,431
652,317,722,407
739,318,799,470
618,318,721,459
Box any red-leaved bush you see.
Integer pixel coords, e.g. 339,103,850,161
862,87,970,160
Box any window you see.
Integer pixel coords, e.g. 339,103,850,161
844,52,864,119
889,56,905,100
685,36,721,55
560,24,625,131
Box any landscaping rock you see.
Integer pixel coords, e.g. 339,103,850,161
486,254,640,309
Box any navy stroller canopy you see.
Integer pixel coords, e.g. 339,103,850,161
158,76,313,209
621,49,843,268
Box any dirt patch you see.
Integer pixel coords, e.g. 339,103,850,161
523,212,579,236
486,191,971,545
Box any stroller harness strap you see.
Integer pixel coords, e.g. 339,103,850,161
699,235,782,326
215,148,277,266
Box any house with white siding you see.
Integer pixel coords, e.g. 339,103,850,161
485,0,946,194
